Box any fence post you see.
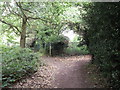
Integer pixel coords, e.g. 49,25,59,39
49,43,52,56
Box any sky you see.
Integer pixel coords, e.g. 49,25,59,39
62,30,79,42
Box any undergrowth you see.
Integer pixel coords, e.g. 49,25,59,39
1,46,41,87
86,63,109,88
65,45,89,55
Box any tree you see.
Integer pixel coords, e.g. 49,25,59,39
0,2,50,48
0,2,72,48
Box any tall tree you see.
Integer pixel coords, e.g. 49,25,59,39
0,2,70,48
0,2,48,48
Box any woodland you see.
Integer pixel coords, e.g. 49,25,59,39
0,2,120,88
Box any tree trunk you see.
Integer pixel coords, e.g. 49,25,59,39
20,17,27,48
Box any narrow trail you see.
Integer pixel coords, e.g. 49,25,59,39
13,55,95,88
43,55,94,88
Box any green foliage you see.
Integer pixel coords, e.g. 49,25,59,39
82,3,120,88
1,2,69,47
46,35,68,43
2,2,120,88
45,35,69,56
1,46,39,87
65,43,89,55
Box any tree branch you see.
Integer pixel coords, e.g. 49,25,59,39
27,17,48,22
0,18,21,33
22,8,34,13
15,2,26,18
6,3,22,18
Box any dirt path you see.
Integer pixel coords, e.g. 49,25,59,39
42,55,94,88
13,55,96,88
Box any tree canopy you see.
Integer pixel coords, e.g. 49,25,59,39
1,2,120,88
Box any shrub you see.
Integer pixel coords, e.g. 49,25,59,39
45,35,69,56
65,45,89,55
82,3,120,88
1,46,39,87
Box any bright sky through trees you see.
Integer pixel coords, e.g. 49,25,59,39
62,30,79,42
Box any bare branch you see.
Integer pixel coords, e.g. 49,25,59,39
6,3,22,18
0,18,21,33
9,26,19,35
14,0,34,13
27,17,56,27
22,8,33,13
15,2,26,18
27,17,48,22
27,20,30,26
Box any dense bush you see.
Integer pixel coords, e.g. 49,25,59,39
82,3,120,88
65,43,89,55
45,35,69,56
1,46,39,87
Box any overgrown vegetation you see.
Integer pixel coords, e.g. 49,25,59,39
86,64,108,88
82,3,120,88
44,35,69,56
1,46,40,87
0,1,120,88
65,43,89,55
